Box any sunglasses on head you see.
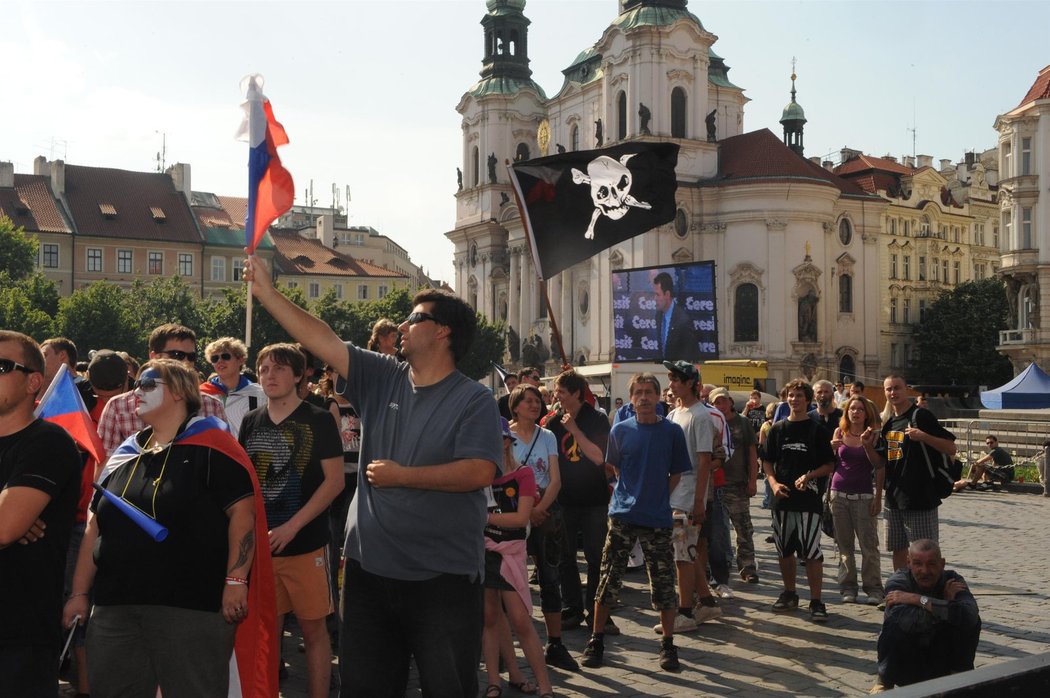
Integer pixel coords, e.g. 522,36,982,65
134,376,166,392
160,349,197,363
406,311,439,326
0,358,35,375
209,352,234,364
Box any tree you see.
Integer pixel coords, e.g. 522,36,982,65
198,283,310,367
0,215,38,282
55,282,140,357
459,314,506,381
125,276,205,345
0,285,54,340
913,278,1013,387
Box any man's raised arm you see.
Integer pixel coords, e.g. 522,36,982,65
243,253,350,377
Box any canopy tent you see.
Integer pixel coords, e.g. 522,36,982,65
980,363,1050,409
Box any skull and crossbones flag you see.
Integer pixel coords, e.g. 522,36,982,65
509,142,678,280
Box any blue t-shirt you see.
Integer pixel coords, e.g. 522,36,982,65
606,417,691,528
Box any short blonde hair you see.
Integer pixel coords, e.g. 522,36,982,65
204,337,247,361
138,358,201,415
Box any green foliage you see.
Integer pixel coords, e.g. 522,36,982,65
913,278,1013,386
0,215,39,282
126,276,205,341
197,283,310,368
0,272,60,340
459,314,506,381
55,282,140,356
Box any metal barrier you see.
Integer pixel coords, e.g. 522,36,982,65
941,418,1048,465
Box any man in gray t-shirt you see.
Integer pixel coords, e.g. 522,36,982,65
244,255,501,698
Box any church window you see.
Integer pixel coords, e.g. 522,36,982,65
515,143,530,162
839,274,852,313
838,354,855,384
617,91,627,140
472,146,479,186
734,283,759,342
671,87,687,138
570,124,579,151
839,218,853,245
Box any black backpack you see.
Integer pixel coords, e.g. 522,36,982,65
910,411,963,500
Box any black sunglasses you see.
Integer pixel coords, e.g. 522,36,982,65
406,311,440,326
0,358,35,375
159,349,197,363
133,376,166,392
209,352,234,364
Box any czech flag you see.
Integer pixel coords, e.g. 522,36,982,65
34,365,105,465
237,74,294,253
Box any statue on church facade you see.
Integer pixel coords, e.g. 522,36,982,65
798,290,818,342
556,143,566,154
487,153,498,184
594,119,603,147
638,103,651,134
456,167,463,191
507,326,520,363
706,110,717,141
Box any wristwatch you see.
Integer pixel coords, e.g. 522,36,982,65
919,595,930,609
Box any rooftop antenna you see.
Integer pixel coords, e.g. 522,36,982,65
49,136,68,161
155,131,166,172
906,100,917,159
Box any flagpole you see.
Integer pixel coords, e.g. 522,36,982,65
505,160,568,367
245,277,253,348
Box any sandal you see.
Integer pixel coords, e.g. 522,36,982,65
509,679,538,695
484,684,503,698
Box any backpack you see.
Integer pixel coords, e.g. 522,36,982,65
910,411,963,500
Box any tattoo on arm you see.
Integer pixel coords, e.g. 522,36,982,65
230,529,254,572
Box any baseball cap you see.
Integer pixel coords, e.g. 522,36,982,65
500,416,517,443
708,387,732,403
88,350,129,391
662,360,699,382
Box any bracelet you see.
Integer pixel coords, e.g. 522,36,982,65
225,576,248,586
70,592,89,598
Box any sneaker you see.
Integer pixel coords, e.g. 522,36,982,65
544,642,580,672
771,590,799,612
658,643,680,671
741,569,760,584
810,599,829,622
580,638,604,668
693,602,723,623
876,597,887,611
869,680,889,694
561,607,585,630
652,613,697,634
866,593,884,607
842,593,857,604
714,583,734,599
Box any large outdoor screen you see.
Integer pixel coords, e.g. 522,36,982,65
611,260,719,363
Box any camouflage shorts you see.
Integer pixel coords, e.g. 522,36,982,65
595,518,677,610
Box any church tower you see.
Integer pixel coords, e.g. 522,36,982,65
780,64,807,157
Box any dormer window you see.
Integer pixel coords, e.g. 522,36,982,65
150,206,166,222
99,202,117,218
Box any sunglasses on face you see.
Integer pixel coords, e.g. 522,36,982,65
160,349,197,363
209,352,234,364
406,311,439,326
134,376,166,392
0,358,35,375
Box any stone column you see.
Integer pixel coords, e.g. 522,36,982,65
508,246,520,339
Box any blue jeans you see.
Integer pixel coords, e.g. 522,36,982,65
340,558,483,697
707,488,733,586
557,503,608,613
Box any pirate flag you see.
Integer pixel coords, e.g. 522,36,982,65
509,142,679,280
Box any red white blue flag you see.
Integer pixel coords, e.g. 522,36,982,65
237,74,294,253
34,365,105,464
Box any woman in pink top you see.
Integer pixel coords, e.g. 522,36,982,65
829,396,886,606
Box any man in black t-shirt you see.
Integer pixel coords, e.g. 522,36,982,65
240,344,344,698
863,374,956,574
954,435,1013,491
762,379,835,621
548,369,611,634
0,331,81,696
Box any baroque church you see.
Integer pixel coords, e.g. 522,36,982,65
446,0,887,388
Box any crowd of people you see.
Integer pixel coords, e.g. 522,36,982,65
0,252,1021,697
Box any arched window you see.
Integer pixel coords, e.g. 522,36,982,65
838,355,856,384
515,143,530,162
839,274,853,313
472,146,479,186
671,87,687,138
617,91,627,141
570,124,579,151
734,283,759,342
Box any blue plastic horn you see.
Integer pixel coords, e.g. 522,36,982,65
93,483,169,542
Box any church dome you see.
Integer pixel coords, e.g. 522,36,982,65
486,0,527,14
781,100,806,124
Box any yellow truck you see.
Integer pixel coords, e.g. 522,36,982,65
571,359,769,408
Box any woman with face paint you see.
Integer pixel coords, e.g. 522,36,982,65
62,359,275,697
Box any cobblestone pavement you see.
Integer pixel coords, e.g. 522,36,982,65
62,488,1049,697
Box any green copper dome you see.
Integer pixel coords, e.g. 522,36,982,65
613,3,703,31
486,0,526,15
781,100,806,123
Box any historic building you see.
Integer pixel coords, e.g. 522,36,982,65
446,0,885,388
994,65,1050,370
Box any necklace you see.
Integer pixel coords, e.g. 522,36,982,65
118,442,173,519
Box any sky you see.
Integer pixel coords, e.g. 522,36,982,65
4,0,1048,287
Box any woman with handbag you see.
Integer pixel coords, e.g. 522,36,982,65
829,396,885,606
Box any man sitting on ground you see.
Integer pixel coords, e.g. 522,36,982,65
872,539,980,692
954,435,1013,492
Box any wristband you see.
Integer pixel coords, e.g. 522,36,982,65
70,592,89,598
225,576,248,586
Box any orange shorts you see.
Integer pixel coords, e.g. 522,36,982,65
271,547,334,620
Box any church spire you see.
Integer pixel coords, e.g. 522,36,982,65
480,0,533,81
780,58,807,157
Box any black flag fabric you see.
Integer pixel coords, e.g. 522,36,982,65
509,142,679,280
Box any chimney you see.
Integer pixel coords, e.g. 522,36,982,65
884,155,898,163
50,159,65,196
0,162,13,189
916,154,933,169
166,163,191,203
839,147,862,163
808,156,821,166
957,163,969,181
822,161,834,171
964,151,976,167
939,159,952,171
34,156,49,177
903,155,915,168
317,213,336,248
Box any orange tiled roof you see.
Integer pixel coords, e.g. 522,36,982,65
834,154,914,177
217,196,248,228
271,230,407,278
0,174,71,233
1016,65,1050,110
63,164,201,243
710,129,873,197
